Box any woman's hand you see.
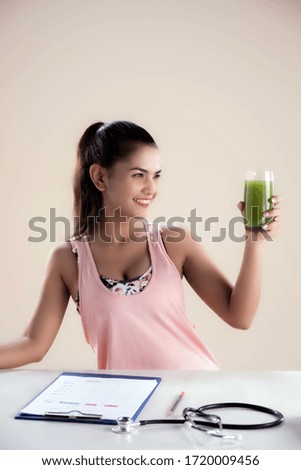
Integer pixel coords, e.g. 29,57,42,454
237,195,282,241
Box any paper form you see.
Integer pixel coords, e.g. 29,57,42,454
19,373,160,421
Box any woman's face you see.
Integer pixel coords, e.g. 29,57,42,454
100,144,161,219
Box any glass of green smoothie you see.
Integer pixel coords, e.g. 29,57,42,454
244,170,274,229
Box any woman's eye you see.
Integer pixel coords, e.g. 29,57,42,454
132,173,161,179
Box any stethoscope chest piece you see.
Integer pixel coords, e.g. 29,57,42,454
112,416,139,434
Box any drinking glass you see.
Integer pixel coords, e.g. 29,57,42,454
244,170,274,229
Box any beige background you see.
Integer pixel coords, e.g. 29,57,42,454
0,0,300,370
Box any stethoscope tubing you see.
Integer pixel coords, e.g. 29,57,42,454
139,402,284,430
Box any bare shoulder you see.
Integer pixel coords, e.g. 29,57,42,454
47,241,75,267
160,223,191,269
46,241,77,280
44,241,78,300
160,223,191,246
161,223,206,259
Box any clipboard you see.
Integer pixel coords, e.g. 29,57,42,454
15,372,161,425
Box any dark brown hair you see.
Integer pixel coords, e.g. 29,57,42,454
72,120,157,238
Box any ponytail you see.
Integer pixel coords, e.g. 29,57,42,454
73,122,105,238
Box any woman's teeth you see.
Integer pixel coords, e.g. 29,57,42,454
133,199,151,206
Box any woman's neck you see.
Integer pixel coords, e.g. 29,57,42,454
89,218,148,245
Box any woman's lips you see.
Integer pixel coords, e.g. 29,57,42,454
133,198,151,207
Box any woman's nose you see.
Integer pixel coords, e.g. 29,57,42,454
143,177,156,195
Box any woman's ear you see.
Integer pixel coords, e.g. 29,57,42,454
89,164,106,191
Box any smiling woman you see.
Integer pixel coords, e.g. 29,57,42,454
0,120,281,371
87,144,161,230
73,121,160,238
130,164,162,208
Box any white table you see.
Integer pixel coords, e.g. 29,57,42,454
0,369,300,450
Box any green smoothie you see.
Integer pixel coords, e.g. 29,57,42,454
244,180,274,228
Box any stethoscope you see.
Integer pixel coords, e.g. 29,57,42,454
112,402,284,440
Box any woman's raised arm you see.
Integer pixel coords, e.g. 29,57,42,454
182,226,262,329
170,196,281,329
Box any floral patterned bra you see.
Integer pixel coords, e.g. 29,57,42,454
99,265,152,295
72,246,152,296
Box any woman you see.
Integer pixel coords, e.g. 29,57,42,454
0,121,281,370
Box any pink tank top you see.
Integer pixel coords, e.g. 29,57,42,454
70,223,219,370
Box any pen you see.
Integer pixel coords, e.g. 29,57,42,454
167,391,185,417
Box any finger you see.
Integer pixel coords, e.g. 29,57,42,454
271,195,282,204
262,219,280,232
262,224,274,232
263,208,281,218
237,201,245,211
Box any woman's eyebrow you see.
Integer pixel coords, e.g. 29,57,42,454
128,167,162,174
